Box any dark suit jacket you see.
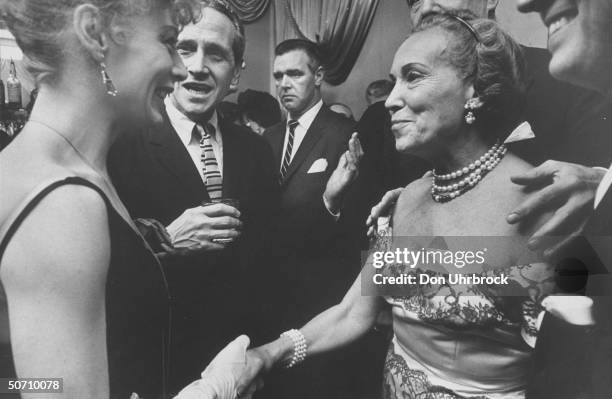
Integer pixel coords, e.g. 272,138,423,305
528,187,612,399
511,46,612,167
108,109,279,393
262,105,384,399
263,106,370,321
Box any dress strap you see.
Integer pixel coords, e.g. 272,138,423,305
0,176,110,264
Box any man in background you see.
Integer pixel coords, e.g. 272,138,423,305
262,38,381,399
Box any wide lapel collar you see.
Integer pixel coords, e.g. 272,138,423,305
219,117,239,199
148,108,209,201
281,106,327,185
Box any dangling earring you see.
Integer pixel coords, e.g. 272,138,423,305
464,98,478,125
100,62,118,96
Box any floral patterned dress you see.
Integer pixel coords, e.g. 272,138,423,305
373,227,556,399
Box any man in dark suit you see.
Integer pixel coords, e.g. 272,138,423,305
108,0,278,394
261,39,382,399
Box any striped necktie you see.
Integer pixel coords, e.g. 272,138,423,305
198,123,223,201
280,119,299,181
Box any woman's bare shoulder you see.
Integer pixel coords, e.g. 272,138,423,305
398,172,432,205
1,182,111,291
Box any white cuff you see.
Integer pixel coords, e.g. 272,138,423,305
322,194,341,221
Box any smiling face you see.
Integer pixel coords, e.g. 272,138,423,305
273,49,323,119
517,0,612,95
385,29,474,157
170,7,240,121
107,8,186,127
407,0,496,25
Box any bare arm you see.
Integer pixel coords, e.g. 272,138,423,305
1,186,111,398
250,272,384,370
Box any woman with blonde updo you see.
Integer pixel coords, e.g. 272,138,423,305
0,1,257,398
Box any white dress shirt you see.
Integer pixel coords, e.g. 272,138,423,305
165,97,223,180
595,165,612,209
282,100,323,163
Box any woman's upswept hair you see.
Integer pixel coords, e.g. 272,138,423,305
0,0,197,84
415,12,527,139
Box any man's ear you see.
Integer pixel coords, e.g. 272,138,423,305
314,66,325,87
72,4,108,63
229,65,242,92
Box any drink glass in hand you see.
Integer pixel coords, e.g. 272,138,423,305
201,198,241,244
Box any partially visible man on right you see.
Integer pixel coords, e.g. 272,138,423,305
514,1,612,398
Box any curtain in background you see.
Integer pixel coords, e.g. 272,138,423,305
227,0,272,23
274,0,380,85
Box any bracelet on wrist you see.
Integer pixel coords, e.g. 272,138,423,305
280,329,307,368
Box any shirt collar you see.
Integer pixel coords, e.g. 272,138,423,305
290,100,323,131
165,96,220,146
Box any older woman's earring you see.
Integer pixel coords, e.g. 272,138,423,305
464,99,478,124
100,62,118,96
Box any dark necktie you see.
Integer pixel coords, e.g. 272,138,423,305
280,120,299,181
196,123,222,201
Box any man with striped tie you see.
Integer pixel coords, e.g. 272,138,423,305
261,39,382,399
108,0,279,394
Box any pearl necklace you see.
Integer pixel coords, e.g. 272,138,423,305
431,142,507,203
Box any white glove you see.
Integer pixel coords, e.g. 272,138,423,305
174,335,251,399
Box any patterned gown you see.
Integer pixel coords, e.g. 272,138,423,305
373,227,556,399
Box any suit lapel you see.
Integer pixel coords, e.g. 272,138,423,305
148,110,209,201
281,107,328,184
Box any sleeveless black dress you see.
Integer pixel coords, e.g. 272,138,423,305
0,177,171,399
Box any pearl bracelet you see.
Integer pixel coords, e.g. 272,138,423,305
280,329,307,368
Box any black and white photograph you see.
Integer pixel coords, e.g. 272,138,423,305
1,0,612,398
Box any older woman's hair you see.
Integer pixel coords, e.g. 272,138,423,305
415,12,527,139
0,0,197,84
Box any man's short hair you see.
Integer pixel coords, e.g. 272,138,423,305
274,39,323,72
198,0,245,65
366,79,394,99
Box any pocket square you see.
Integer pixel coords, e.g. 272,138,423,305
307,158,328,174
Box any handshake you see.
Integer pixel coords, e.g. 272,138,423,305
174,335,271,399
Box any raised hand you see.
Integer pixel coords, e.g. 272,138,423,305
365,187,403,238
507,160,605,258
323,132,364,214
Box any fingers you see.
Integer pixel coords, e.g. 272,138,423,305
207,229,241,240
348,133,364,161
366,225,376,238
542,234,583,260
209,216,243,230
344,150,357,169
510,160,559,186
529,200,586,244
372,188,402,218
507,180,571,224
200,203,241,218
230,334,250,353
